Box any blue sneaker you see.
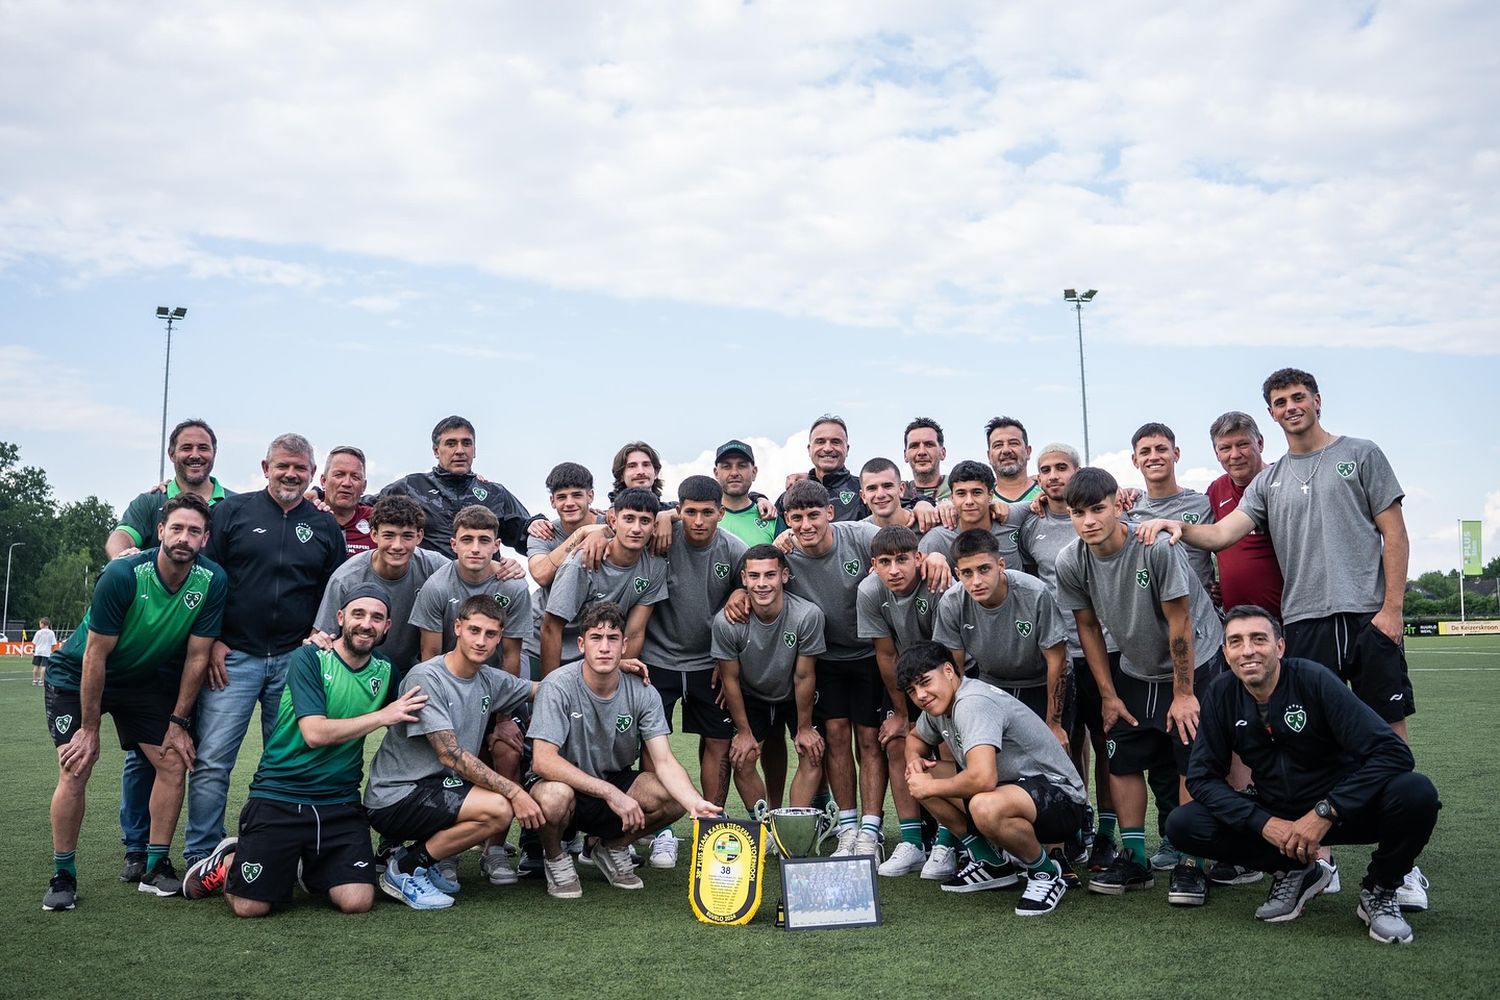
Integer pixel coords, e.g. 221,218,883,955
428,857,460,894
381,865,455,910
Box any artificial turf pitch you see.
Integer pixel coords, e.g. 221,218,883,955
3,637,1497,1000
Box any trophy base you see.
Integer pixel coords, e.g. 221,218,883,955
775,898,786,928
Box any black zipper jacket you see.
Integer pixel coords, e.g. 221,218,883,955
379,467,531,556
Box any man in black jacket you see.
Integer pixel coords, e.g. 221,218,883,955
380,415,532,558
185,433,346,866
1166,605,1439,944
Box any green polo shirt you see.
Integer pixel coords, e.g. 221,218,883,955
115,478,231,547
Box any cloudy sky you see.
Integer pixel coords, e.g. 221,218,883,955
2,1,1496,575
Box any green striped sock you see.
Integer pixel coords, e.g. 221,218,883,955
1097,810,1118,843
54,851,76,877
899,818,923,847
961,834,1001,864
1023,850,1061,878
935,827,958,849
147,843,169,871
1121,827,1147,868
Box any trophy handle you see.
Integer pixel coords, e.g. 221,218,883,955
813,800,839,851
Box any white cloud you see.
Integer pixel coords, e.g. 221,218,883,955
0,345,157,444
660,432,810,504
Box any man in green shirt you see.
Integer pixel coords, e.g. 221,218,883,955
44,494,228,911
714,440,778,546
182,585,428,916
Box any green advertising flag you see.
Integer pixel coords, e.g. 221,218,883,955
1461,520,1483,576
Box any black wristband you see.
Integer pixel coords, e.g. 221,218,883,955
169,714,193,729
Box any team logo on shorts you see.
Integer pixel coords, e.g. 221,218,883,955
1182,513,1201,525
481,695,492,712
842,560,861,577
240,862,263,883
634,577,650,594
295,523,313,544
1336,462,1356,479
1284,706,1308,732
443,776,464,788
473,487,489,501
783,631,797,648
54,714,73,735
1105,739,1117,758
615,714,634,733
1136,569,1150,589
1015,620,1033,637
916,597,930,616
370,677,383,697
713,562,731,580
839,490,856,506
183,590,203,610
496,593,511,609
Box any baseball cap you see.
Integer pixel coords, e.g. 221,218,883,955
715,440,755,464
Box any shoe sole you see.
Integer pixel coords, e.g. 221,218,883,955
1357,905,1414,944
920,868,956,881
648,857,677,870
41,900,76,911
1208,872,1266,886
1150,859,1179,871
878,863,925,877
138,881,182,897
483,870,520,886
1167,891,1208,906
1397,898,1428,912
1087,876,1154,895
546,886,583,899
940,876,1020,894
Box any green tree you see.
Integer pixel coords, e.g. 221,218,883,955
55,497,116,570
0,441,56,629
31,549,94,627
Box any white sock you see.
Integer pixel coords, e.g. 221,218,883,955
860,814,881,836
837,809,858,831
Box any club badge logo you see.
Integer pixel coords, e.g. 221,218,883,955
240,862,263,883
714,562,731,580
615,714,634,733
634,577,650,594
183,590,202,610
1284,706,1308,732
915,597,930,616
1336,462,1356,479
838,490,856,506
842,560,860,577
473,487,489,501
295,523,313,544
1182,513,1201,524
1016,620,1033,637
783,631,797,648
1136,569,1150,589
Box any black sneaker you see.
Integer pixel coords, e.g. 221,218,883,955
1049,848,1081,888
1207,860,1265,886
1088,854,1154,895
138,858,184,897
517,833,544,878
119,852,147,883
43,871,77,911
1167,861,1209,906
940,857,1021,893
1066,829,1093,868
1015,867,1068,916
1088,836,1119,873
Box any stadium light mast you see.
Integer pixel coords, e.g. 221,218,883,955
156,306,188,482
3,541,24,636
1063,289,1097,464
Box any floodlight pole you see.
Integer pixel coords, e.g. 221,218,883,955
3,541,24,636
156,307,187,482
1063,289,1098,464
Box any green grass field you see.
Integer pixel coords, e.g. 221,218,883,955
3,638,1498,1000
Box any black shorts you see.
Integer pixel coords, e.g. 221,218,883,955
226,798,377,902
45,682,171,751
1011,776,1090,845
1105,654,1224,776
526,769,641,842
1072,651,1119,744
1283,613,1415,722
33,654,47,667
813,656,883,728
972,673,1076,737
364,774,470,844
649,664,733,739
743,694,800,742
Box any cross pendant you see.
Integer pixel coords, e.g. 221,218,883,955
1300,483,1310,495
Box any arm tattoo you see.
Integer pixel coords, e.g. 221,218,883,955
1171,635,1191,689
1049,675,1066,726
427,729,521,798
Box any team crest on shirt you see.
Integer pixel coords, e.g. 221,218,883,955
295,523,313,544
473,487,489,501
1336,462,1356,479
1182,513,1202,525
842,560,861,577
496,593,511,609
633,577,650,594
240,862,263,883
183,590,203,610
615,714,634,733
481,695,492,712
1284,705,1308,732
370,677,383,697
782,630,797,648
714,562,731,580
1016,620,1033,637
54,715,73,735
916,597,930,616
838,490,856,506
1106,739,1117,758
755,517,769,529
1136,570,1150,589
1010,531,1020,544
443,776,463,788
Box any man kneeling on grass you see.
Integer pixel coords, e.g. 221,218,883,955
527,602,720,899
899,641,1090,916
184,586,426,915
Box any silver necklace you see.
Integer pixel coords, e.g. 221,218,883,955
1287,449,1326,496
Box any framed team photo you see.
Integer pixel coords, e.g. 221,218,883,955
779,855,881,931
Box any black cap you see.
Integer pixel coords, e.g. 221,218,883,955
715,439,755,464
341,583,391,613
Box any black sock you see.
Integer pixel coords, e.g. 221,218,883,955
399,843,435,875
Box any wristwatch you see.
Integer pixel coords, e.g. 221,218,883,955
169,714,193,729
1313,798,1337,821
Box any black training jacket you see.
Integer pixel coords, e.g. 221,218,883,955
775,466,870,525
379,467,531,557
1188,657,1414,830
202,490,346,656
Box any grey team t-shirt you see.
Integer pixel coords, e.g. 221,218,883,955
785,520,879,662
639,524,747,672
314,548,449,678
855,573,942,649
931,570,1067,688
1236,436,1404,624
1125,488,1216,593
528,663,670,777
407,560,532,666
363,656,532,810
914,678,1086,801
919,504,1031,571
1054,531,1223,683
524,516,607,655
711,594,827,703
1019,508,1119,659
543,547,669,665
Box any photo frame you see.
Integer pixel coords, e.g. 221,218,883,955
778,855,882,930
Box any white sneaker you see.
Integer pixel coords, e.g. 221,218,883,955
852,831,881,858
544,855,583,899
1396,866,1429,912
1323,857,1341,894
830,826,860,857
878,841,927,876
480,846,518,886
1015,867,1068,916
649,830,678,869
921,843,959,880
593,844,644,890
